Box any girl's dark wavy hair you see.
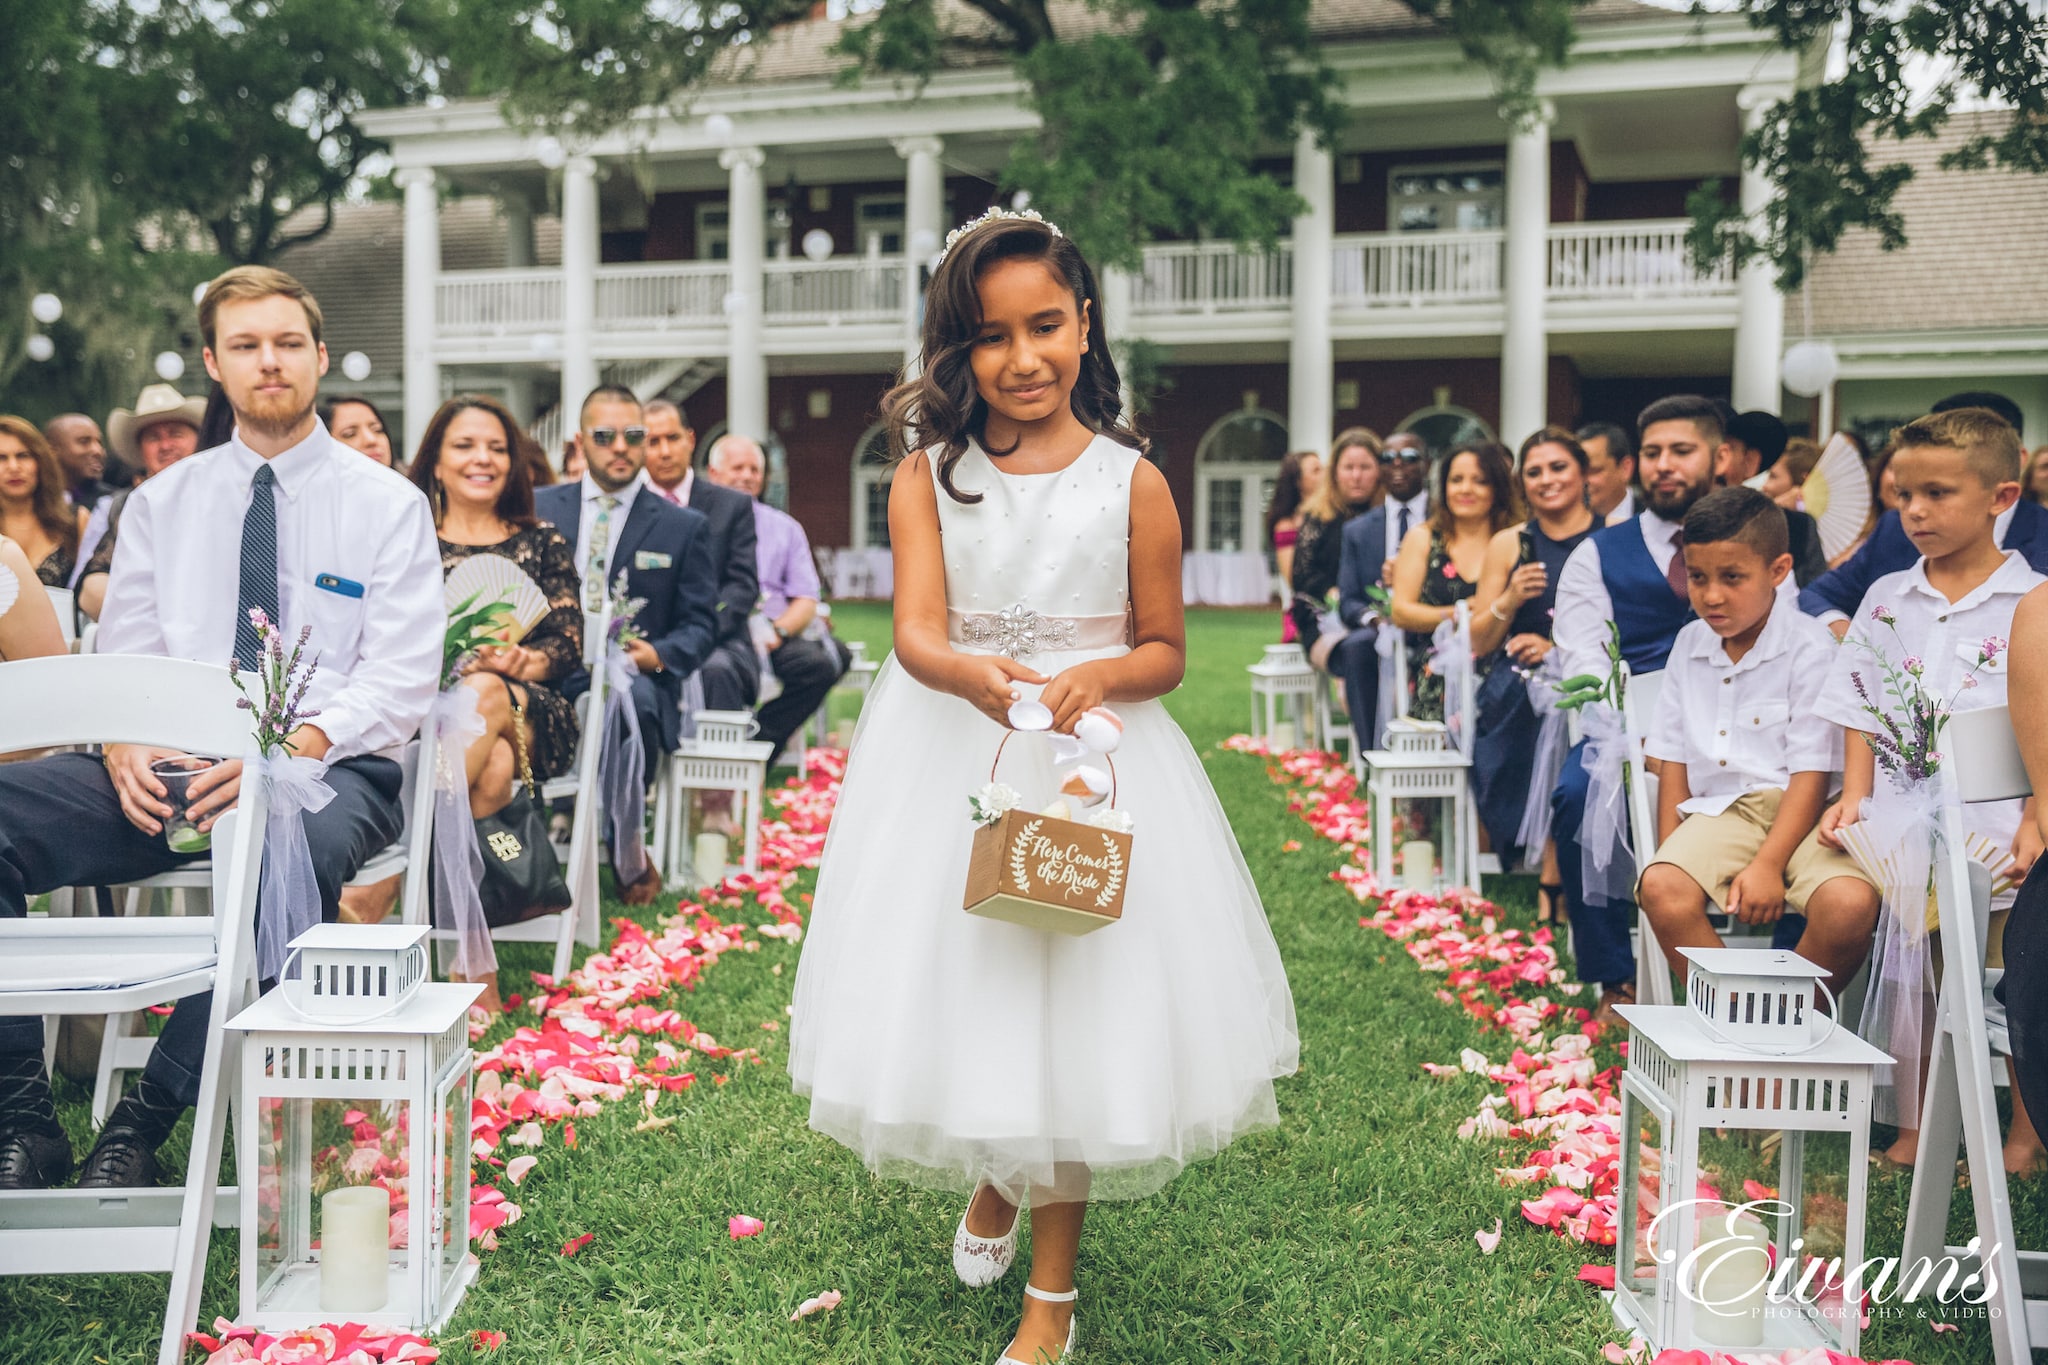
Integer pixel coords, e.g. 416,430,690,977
880,215,1145,504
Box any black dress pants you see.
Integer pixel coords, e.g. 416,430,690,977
755,635,851,761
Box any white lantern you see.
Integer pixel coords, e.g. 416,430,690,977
801,228,834,263
1610,962,1890,1358
1780,340,1839,398
281,923,427,1024
534,136,567,171
702,112,735,144
155,350,186,381
340,350,373,382
655,709,773,889
29,292,62,324
24,334,54,362
1247,644,1316,752
227,977,483,1334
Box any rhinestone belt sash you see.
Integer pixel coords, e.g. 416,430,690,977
947,605,1131,660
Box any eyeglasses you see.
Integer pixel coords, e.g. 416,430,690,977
588,426,646,448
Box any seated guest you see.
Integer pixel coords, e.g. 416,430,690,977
1635,488,1876,985
404,395,582,1004
1811,406,2044,1173
0,265,442,1191
0,536,67,661
1999,583,2048,1178
322,394,396,468
1389,441,1518,722
1576,421,1637,526
75,384,205,606
702,433,850,764
1761,436,1822,511
534,386,718,906
2028,445,2048,505
641,400,762,712
0,416,87,587
1290,430,1383,653
1267,450,1323,642
41,413,114,506
1551,395,1723,1023
1470,428,1597,908
1720,410,1825,586
1801,393,2048,632
1323,431,1415,746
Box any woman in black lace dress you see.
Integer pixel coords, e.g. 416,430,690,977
410,396,584,800
1389,442,1520,721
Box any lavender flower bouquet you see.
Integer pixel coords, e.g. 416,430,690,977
230,608,322,758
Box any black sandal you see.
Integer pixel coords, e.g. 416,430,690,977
1536,882,1563,925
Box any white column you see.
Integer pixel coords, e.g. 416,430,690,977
560,155,600,419
1499,100,1552,449
721,145,768,441
1099,265,1136,419
895,136,945,364
503,190,536,269
1732,86,1790,415
1288,128,1334,455
396,167,440,453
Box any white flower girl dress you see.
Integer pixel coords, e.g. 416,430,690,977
787,434,1299,1205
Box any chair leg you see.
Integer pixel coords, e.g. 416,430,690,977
1902,1009,1962,1270
156,968,250,1365
94,1010,135,1129
1637,912,1674,1007
742,783,761,874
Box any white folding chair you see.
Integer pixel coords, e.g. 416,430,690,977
89,739,435,1127
1900,704,2042,1363
44,585,76,650
0,655,265,1365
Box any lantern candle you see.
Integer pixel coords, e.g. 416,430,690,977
1691,1205,1770,1347
694,831,729,888
1400,840,1435,891
320,1185,392,1312
1270,720,1296,753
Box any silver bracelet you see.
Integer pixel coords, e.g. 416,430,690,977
1488,599,1512,623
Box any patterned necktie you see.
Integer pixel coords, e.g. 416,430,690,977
585,493,619,611
1665,528,1689,601
1397,504,1411,544
234,464,279,668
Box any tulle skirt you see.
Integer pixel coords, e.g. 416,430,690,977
786,646,1300,1205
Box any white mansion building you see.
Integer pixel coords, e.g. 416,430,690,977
294,0,2045,587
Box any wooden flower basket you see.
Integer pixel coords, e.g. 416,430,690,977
963,734,1131,935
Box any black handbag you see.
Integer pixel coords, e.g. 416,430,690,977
473,690,572,928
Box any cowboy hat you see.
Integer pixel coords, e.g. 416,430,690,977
108,383,207,463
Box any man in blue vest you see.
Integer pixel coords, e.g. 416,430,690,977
1549,395,1724,1023
1799,391,2048,631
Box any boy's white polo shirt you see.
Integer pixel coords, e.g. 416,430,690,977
1646,602,1843,817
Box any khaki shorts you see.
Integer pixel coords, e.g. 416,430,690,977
1640,788,1874,915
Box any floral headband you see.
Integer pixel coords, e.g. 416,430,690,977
933,206,1064,271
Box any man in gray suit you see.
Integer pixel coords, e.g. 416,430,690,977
1329,432,1430,747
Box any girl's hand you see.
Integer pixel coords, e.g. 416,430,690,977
1507,561,1547,604
958,655,1051,727
2011,818,2045,880
1039,661,1114,735
1506,634,1551,667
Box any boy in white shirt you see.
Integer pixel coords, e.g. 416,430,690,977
1638,488,1877,985
1812,406,2045,1172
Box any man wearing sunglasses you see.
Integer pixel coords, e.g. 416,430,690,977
535,386,719,903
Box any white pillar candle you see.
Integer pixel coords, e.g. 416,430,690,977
1692,1207,1770,1348
1271,720,1297,753
319,1185,391,1313
694,831,729,888
1400,840,1435,891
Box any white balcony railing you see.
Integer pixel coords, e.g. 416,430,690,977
438,268,564,336
1546,219,1732,300
1333,230,1506,308
762,258,905,324
1132,241,1293,315
596,261,731,331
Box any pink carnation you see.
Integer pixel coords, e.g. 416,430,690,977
1983,635,2008,660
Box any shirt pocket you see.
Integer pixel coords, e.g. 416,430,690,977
1732,700,1789,774
295,579,366,663
1959,640,2007,674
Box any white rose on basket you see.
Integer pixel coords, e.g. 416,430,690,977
968,783,1023,827
1087,808,1136,834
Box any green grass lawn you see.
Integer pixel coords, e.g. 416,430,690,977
1,606,2026,1363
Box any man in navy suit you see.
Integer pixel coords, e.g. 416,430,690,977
535,386,719,903
1800,395,2047,628
643,400,762,713
1330,432,1430,747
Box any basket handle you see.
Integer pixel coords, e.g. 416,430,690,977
990,729,1118,808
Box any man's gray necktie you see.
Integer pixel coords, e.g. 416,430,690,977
235,464,279,667
1397,504,1411,544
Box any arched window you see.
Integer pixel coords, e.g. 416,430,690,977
1193,409,1288,556
849,424,895,549
696,422,790,510
1395,403,1494,463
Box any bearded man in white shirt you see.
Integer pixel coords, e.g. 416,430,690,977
0,267,444,1192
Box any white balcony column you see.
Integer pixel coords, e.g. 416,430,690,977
1288,127,1334,454
502,190,536,269
560,155,600,419
1732,85,1791,415
722,145,769,441
1099,265,1135,419
396,167,440,453
894,135,945,364
1499,99,1553,449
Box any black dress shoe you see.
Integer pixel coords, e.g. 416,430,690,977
76,1127,160,1189
0,1128,72,1189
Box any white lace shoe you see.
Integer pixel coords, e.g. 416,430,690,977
952,1186,1021,1286
997,1283,1078,1364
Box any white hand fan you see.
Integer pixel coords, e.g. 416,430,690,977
1803,433,1873,561
444,553,550,644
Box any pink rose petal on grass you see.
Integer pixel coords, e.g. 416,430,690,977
505,1155,538,1186
789,1288,843,1321
505,1122,543,1148
728,1214,765,1239
471,1328,507,1351
1474,1218,1502,1255
560,1232,595,1257
1576,1263,1616,1290
1931,1321,1960,1334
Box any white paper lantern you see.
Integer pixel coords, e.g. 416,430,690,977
194,281,212,306
1780,340,1839,398
29,292,62,325
535,136,566,171
341,351,373,382
801,228,834,263
528,332,559,356
24,334,55,362
155,350,186,380
1010,190,1032,211
909,227,939,258
703,112,735,144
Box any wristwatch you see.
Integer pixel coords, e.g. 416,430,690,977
771,623,790,643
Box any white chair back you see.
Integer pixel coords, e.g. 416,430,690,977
1949,704,2031,803
0,654,253,755
44,585,76,649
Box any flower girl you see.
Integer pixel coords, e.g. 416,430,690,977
787,209,1299,1363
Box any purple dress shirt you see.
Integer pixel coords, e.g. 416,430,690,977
752,499,821,620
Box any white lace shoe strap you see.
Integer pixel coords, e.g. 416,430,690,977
1022,1283,1078,1303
